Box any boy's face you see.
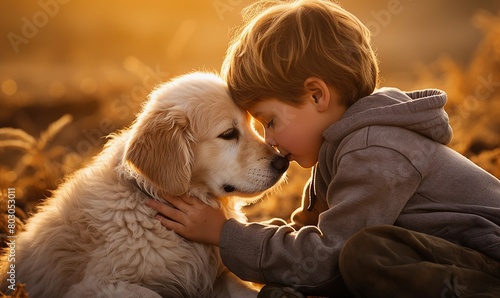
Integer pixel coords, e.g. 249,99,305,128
249,96,335,168
248,79,346,168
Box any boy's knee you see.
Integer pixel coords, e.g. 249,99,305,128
339,226,385,274
339,226,403,288
339,226,408,297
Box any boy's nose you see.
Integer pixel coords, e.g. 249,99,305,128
264,131,277,147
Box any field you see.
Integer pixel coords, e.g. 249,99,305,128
0,1,500,297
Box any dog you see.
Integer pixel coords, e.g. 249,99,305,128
0,72,289,297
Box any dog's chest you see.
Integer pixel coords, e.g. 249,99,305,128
151,240,222,296
94,205,221,296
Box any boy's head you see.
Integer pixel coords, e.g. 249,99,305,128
221,0,379,109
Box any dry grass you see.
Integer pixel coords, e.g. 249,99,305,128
0,115,77,235
0,284,29,298
410,10,500,176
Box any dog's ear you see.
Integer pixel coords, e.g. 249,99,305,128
125,108,194,196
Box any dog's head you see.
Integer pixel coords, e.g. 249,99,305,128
124,72,288,203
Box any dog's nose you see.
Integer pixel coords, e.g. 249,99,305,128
271,155,289,173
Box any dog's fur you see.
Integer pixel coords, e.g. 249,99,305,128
0,72,288,297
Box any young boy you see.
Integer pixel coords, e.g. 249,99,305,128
146,0,500,296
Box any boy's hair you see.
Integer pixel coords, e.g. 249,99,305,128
221,0,379,109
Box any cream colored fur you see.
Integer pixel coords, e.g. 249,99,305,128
0,72,287,297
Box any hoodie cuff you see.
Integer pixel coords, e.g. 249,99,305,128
219,218,273,283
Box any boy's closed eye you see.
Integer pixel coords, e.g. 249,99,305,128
266,119,275,129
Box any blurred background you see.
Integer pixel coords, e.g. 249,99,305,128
1,0,500,232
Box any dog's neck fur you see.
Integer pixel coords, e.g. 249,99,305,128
131,178,177,209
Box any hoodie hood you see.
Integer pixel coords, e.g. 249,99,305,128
323,88,453,145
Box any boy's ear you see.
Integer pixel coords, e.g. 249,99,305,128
304,77,330,112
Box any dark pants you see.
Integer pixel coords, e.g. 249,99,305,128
339,225,500,298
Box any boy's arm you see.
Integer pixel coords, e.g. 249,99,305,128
218,147,422,293
259,178,328,229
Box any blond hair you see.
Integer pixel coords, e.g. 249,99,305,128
221,0,379,108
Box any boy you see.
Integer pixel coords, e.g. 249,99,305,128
146,0,500,296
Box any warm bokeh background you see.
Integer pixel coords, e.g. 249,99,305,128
1,0,500,247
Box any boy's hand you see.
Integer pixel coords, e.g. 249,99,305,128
145,195,227,246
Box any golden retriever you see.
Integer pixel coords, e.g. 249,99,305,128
0,72,289,297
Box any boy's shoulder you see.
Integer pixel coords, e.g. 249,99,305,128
332,125,443,169
324,123,495,185
335,125,433,154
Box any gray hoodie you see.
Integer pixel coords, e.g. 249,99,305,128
219,88,500,291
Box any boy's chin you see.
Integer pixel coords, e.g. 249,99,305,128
295,158,317,169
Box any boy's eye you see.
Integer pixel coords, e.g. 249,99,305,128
267,119,275,129
218,128,239,140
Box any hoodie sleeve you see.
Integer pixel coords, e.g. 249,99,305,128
219,145,422,292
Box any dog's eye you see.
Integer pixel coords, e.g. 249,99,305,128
218,128,239,140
